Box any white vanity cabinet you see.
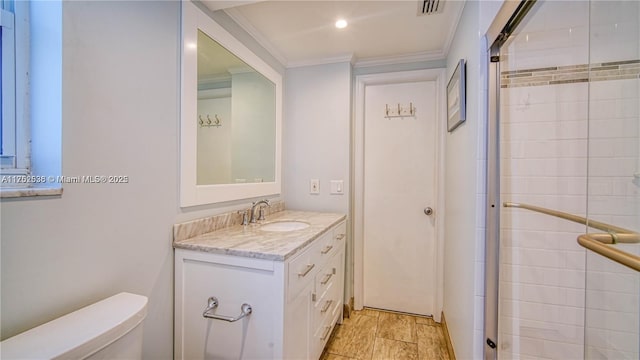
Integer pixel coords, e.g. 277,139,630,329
174,220,346,360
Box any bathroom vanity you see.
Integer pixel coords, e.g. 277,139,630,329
173,210,346,360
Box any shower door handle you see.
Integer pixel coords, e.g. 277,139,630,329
424,207,433,216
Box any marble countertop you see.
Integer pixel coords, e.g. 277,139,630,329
173,210,346,261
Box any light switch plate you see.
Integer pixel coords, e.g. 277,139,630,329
330,180,344,195
310,179,320,194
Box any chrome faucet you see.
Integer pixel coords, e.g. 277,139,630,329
249,199,271,223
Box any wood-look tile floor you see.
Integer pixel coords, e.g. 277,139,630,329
321,308,451,360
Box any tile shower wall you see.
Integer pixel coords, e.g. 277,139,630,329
499,1,640,359
500,81,589,360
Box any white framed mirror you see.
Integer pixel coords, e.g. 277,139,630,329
181,1,282,207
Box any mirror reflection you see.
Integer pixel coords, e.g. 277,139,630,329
197,29,276,185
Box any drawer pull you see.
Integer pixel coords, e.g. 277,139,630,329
321,245,333,254
298,263,315,277
321,325,332,341
336,234,346,240
202,297,252,322
321,273,333,285
321,300,333,313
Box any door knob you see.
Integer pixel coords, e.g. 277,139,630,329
424,207,433,216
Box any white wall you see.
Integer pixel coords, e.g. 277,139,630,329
443,2,481,359
283,62,351,300
0,2,284,359
283,62,351,214
443,1,503,359
1,3,179,358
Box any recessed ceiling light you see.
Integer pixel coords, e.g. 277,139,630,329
335,19,348,29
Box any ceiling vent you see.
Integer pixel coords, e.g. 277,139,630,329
417,0,443,15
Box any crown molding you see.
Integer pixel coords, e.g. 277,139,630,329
353,50,446,68
287,54,356,69
201,0,266,12
224,7,289,67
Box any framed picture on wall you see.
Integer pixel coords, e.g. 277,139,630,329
447,59,466,132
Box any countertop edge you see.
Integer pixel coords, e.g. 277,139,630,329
280,214,347,260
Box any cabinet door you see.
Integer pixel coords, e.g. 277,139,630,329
179,257,279,360
284,280,313,360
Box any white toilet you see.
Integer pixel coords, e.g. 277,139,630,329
1,292,148,360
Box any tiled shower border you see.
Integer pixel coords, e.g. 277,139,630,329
501,59,640,88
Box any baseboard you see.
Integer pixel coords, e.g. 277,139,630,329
343,297,354,319
441,311,456,360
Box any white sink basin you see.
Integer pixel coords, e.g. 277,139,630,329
260,221,310,232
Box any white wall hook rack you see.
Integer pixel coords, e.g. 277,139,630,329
198,114,222,127
384,103,416,118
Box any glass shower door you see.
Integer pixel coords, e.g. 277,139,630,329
497,1,591,358
584,1,640,359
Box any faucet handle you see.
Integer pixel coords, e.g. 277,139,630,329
258,207,266,221
238,210,249,226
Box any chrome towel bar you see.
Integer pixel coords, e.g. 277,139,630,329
578,234,640,272
504,202,640,272
503,202,636,237
202,296,252,322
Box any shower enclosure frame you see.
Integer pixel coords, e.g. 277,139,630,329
483,2,539,360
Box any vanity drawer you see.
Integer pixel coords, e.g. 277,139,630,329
311,297,342,360
333,221,347,243
312,319,335,360
316,230,338,259
318,221,345,260
287,239,323,302
313,294,335,334
313,279,340,333
313,252,342,332
314,252,340,300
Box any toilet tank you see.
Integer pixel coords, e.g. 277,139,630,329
1,292,148,360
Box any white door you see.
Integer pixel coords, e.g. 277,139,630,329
363,81,436,316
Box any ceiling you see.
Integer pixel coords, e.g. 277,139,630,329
202,0,465,68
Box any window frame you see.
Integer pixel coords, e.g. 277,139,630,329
0,1,29,176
